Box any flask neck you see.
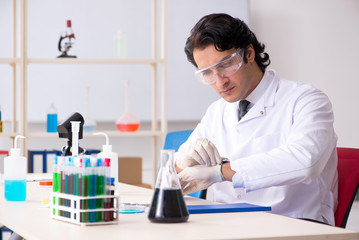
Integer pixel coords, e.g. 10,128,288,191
155,149,181,189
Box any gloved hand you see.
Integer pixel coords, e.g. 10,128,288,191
175,138,222,171
178,165,223,195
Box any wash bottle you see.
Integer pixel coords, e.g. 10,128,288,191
94,132,119,193
4,135,27,201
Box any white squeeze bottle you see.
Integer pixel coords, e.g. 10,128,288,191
4,135,27,201
94,132,119,193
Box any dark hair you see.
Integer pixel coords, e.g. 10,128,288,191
184,13,270,72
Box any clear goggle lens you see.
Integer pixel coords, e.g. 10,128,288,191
194,48,244,85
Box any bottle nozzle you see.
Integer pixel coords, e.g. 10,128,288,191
93,132,109,145
14,135,26,149
93,132,112,152
11,135,25,156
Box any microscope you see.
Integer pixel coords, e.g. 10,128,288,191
57,20,76,58
57,112,85,156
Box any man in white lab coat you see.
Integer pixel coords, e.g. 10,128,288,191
175,13,338,225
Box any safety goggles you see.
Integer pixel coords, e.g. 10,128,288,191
194,48,244,85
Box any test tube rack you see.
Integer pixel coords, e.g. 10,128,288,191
50,192,119,226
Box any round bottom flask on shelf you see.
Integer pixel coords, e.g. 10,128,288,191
148,149,189,223
115,80,140,132
115,111,140,132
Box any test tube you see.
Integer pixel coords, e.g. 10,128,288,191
109,177,115,221
96,158,104,222
82,157,91,223
79,157,86,223
68,156,74,195
79,158,84,196
73,157,80,196
65,156,72,218
52,156,58,216
58,156,66,217
59,156,65,194
104,158,111,221
53,156,58,192
88,157,97,222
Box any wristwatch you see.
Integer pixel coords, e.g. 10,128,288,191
220,158,229,181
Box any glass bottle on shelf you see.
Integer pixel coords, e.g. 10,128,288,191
114,30,127,59
47,102,58,133
116,80,140,132
148,149,189,223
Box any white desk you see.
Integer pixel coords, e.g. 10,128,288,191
0,176,358,240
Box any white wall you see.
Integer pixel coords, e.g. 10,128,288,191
0,0,248,123
0,0,248,185
249,0,359,148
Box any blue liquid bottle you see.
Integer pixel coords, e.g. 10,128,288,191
4,135,27,201
47,103,58,132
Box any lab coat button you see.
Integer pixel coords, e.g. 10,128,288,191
260,111,264,115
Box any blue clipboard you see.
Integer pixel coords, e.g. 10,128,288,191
187,203,271,214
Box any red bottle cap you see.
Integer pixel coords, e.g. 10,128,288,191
67,20,72,27
104,158,111,167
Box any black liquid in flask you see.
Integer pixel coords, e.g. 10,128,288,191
148,150,189,223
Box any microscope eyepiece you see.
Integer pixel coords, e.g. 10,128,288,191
57,112,84,140
57,112,85,156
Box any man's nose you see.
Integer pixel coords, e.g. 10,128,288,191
213,72,229,86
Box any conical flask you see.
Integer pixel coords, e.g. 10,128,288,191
148,149,189,223
116,80,140,132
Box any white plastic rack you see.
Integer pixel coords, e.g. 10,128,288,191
50,192,120,226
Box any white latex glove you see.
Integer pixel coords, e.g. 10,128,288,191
178,165,223,195
176,138,222,170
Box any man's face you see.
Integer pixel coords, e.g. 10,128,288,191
193,45,259,102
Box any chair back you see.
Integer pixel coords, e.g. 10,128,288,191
335,147,359,228
163,130,193,152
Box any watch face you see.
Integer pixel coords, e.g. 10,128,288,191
221,158,230,164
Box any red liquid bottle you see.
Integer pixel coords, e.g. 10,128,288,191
116,80,140,132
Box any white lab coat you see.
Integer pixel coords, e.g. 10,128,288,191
180,70,338,225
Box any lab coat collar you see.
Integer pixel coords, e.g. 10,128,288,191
226,70,278,125
246,70,274,106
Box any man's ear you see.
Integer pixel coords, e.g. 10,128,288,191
246,44,255,63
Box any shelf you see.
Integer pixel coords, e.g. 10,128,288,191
27,130,164,138
0,58,20,64
1,0,167,184
27,58,165,65
0,132,19,138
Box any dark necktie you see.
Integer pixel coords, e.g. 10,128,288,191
239,100,250,119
